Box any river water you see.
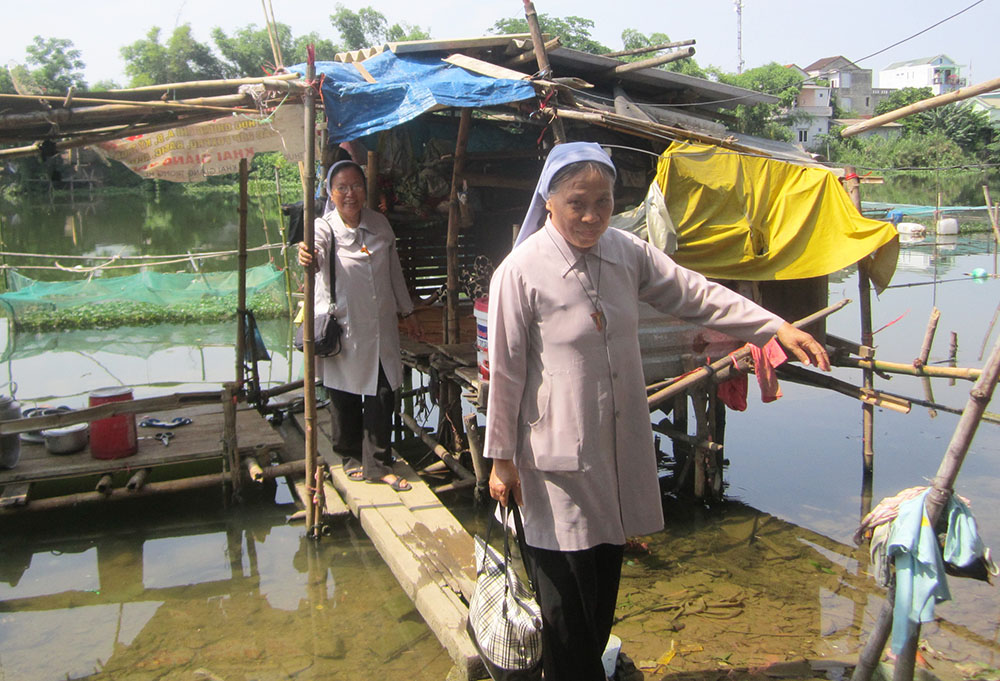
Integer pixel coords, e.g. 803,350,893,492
0,189,999,680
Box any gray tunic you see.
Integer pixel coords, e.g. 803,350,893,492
484,220,784,551
313,207,413,395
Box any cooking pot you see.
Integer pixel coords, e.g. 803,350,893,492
41,423,89,455
21,406,72,444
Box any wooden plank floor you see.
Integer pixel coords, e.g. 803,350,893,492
0,403,285,487
293,410,482,680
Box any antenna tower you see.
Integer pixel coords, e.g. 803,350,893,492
734,0,744,74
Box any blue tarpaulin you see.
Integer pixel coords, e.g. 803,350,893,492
291,52,536,143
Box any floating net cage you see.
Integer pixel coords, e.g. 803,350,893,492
0,264,291,332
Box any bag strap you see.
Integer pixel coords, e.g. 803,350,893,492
489,500,538,600
316,216,337,314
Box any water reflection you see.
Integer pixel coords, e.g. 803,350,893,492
0,493,450,681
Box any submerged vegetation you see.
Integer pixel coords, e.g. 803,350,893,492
6,290,289,332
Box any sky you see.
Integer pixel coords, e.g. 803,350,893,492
3,0,996,88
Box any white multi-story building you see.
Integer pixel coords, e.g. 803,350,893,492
879,55,965,95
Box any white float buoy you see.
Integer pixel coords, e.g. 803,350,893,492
937,217,959,234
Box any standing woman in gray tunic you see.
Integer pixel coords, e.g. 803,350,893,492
484,142,829,680
298,160,422,491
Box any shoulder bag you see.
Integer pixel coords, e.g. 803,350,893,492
294,223,343,358
466,500,543,681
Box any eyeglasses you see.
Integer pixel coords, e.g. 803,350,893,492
332,183,365,194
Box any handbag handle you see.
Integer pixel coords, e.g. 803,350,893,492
317,216,337,314
485,500,538,601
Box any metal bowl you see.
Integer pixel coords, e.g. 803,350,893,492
41,423,89,455
20,406,73,444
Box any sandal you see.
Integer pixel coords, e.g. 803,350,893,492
368,474,411,492
347,468,365,481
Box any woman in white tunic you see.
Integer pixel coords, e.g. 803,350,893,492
485,143,829,680
299,160,421,491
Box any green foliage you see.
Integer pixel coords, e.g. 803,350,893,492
0,68,15,95
121,25,226,87
289,34,341,63
712,63,803,139
823,130,966,169
617,29,706,78
90,79,122,91
6,36,87,94
875,87,933,116
11,290,288,332
212,23,293,77
330,4,429,51
490,14,610,54
910,103,993,157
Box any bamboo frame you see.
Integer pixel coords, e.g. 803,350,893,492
302,56,320,538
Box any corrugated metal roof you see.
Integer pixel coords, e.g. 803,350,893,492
545,46,777,109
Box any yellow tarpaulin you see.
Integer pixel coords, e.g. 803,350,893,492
655,141,898,288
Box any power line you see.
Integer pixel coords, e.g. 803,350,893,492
854,0,986,65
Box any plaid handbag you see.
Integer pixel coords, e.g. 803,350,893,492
466,501,543,681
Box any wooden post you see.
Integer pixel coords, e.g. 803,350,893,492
522,0,566,144
236,158,249,388
367,150,379,210
302,50,320,538
844,167,875,474
984,185,1000,245
463,412,490,504
222,382,242,501
446,108,472,344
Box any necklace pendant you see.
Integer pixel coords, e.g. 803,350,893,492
591,310,606,331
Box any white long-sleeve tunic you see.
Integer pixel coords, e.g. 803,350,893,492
312,207,413,395
484,220,784,551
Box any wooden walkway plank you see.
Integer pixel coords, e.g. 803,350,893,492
0,482,30,508
296,410,482,679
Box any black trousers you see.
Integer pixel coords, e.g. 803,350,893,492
326,363,395,480
523,542,625,681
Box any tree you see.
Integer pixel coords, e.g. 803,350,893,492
874,87,933,117
289,33,340,63
0,68,15,95
490,14,610,54
10,36,88,94
330,4,429,51
911,103,993,157
712,63,803,140
121,25,226,87
212,23,293,77
618,29,706,78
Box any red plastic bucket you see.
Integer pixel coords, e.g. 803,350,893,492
89,387,137,459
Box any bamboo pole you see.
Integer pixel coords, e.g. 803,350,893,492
777,364,911,413
604,39,696,58
96,474,113,495
522,0,566,144
244,456,265,483
237,159,249,388
0,94,255,131
400,412,476,482
845,167,876,474
503,38,561,67
273,167,297,321
101,73,298,97
611,48,696,75
647,299,850,411
914,307,941,369
854,333,1000,681
12,461,306,513
835,356,981,381
0,93,258,114
446,109,472,344
0,111,225,160
302,51,320,539
841,76,1000,138
463,412,490,504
